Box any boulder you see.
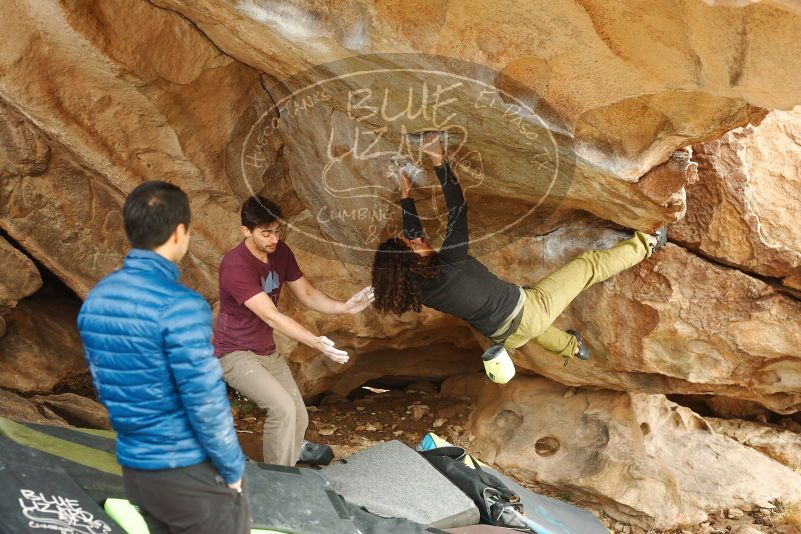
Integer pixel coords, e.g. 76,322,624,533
707,417,801,472
150,0,801,201
0,389,67,426
0,0,268,300
0,99,49,178
670,395,774,421
673,108,801,283
4,0,801,305
0,298,86,393
30,393,110,430
0,110,132,299
480,224,801,413
1,0,801,404
0,235,41,309
443,373,801,529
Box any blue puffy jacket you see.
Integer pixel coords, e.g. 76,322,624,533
77,249,245,484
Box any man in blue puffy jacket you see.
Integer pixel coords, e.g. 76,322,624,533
78,181,249,534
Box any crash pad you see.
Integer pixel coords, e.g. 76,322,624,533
323,440,480,529
0,418,447,534
0,454,126,534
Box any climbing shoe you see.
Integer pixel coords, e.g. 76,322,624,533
298,440,335,466
651,225,668,251
566,329,590,361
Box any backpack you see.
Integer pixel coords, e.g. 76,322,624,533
419,446,529,531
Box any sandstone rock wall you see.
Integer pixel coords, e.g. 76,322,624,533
0,389,68,427
708,417,801,472
417,216,798,414
0,235,41,312
150,0,801,181
0,102,129,299
672,107,801,288
1,0,799,335
0,297,86,393
29,393,110,430
443,373,801,528
144,0,801,233
1,1,801,529
0,0,268,300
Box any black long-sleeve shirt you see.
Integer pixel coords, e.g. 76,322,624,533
401,163,521,338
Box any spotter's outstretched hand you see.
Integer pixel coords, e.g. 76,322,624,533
318,336,349,364
345,286,375,314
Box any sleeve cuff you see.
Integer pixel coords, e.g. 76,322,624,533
235,288,264,306
222,461,245,485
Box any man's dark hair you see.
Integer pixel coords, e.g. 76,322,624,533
123,181,191,250
371,238,440,316
241,196,283,230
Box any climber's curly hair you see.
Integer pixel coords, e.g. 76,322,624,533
371,237,441,316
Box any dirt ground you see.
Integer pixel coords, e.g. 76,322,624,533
233,382,475,462
229,383,800,534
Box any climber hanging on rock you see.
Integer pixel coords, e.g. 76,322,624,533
370,132,667,384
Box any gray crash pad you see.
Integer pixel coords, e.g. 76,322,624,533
323,440,480,529
247,462,449,534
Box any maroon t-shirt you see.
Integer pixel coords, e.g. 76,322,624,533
213,240,303,357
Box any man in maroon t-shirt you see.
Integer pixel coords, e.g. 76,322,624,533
214,196,374,466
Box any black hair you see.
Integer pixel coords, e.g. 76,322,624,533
371,238,440,315
241,196,283,230
123,181,190,249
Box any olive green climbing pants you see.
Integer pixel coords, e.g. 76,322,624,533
503,231,654,358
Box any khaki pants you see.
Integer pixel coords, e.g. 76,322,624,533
219,350,308,466
504,231,653,357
